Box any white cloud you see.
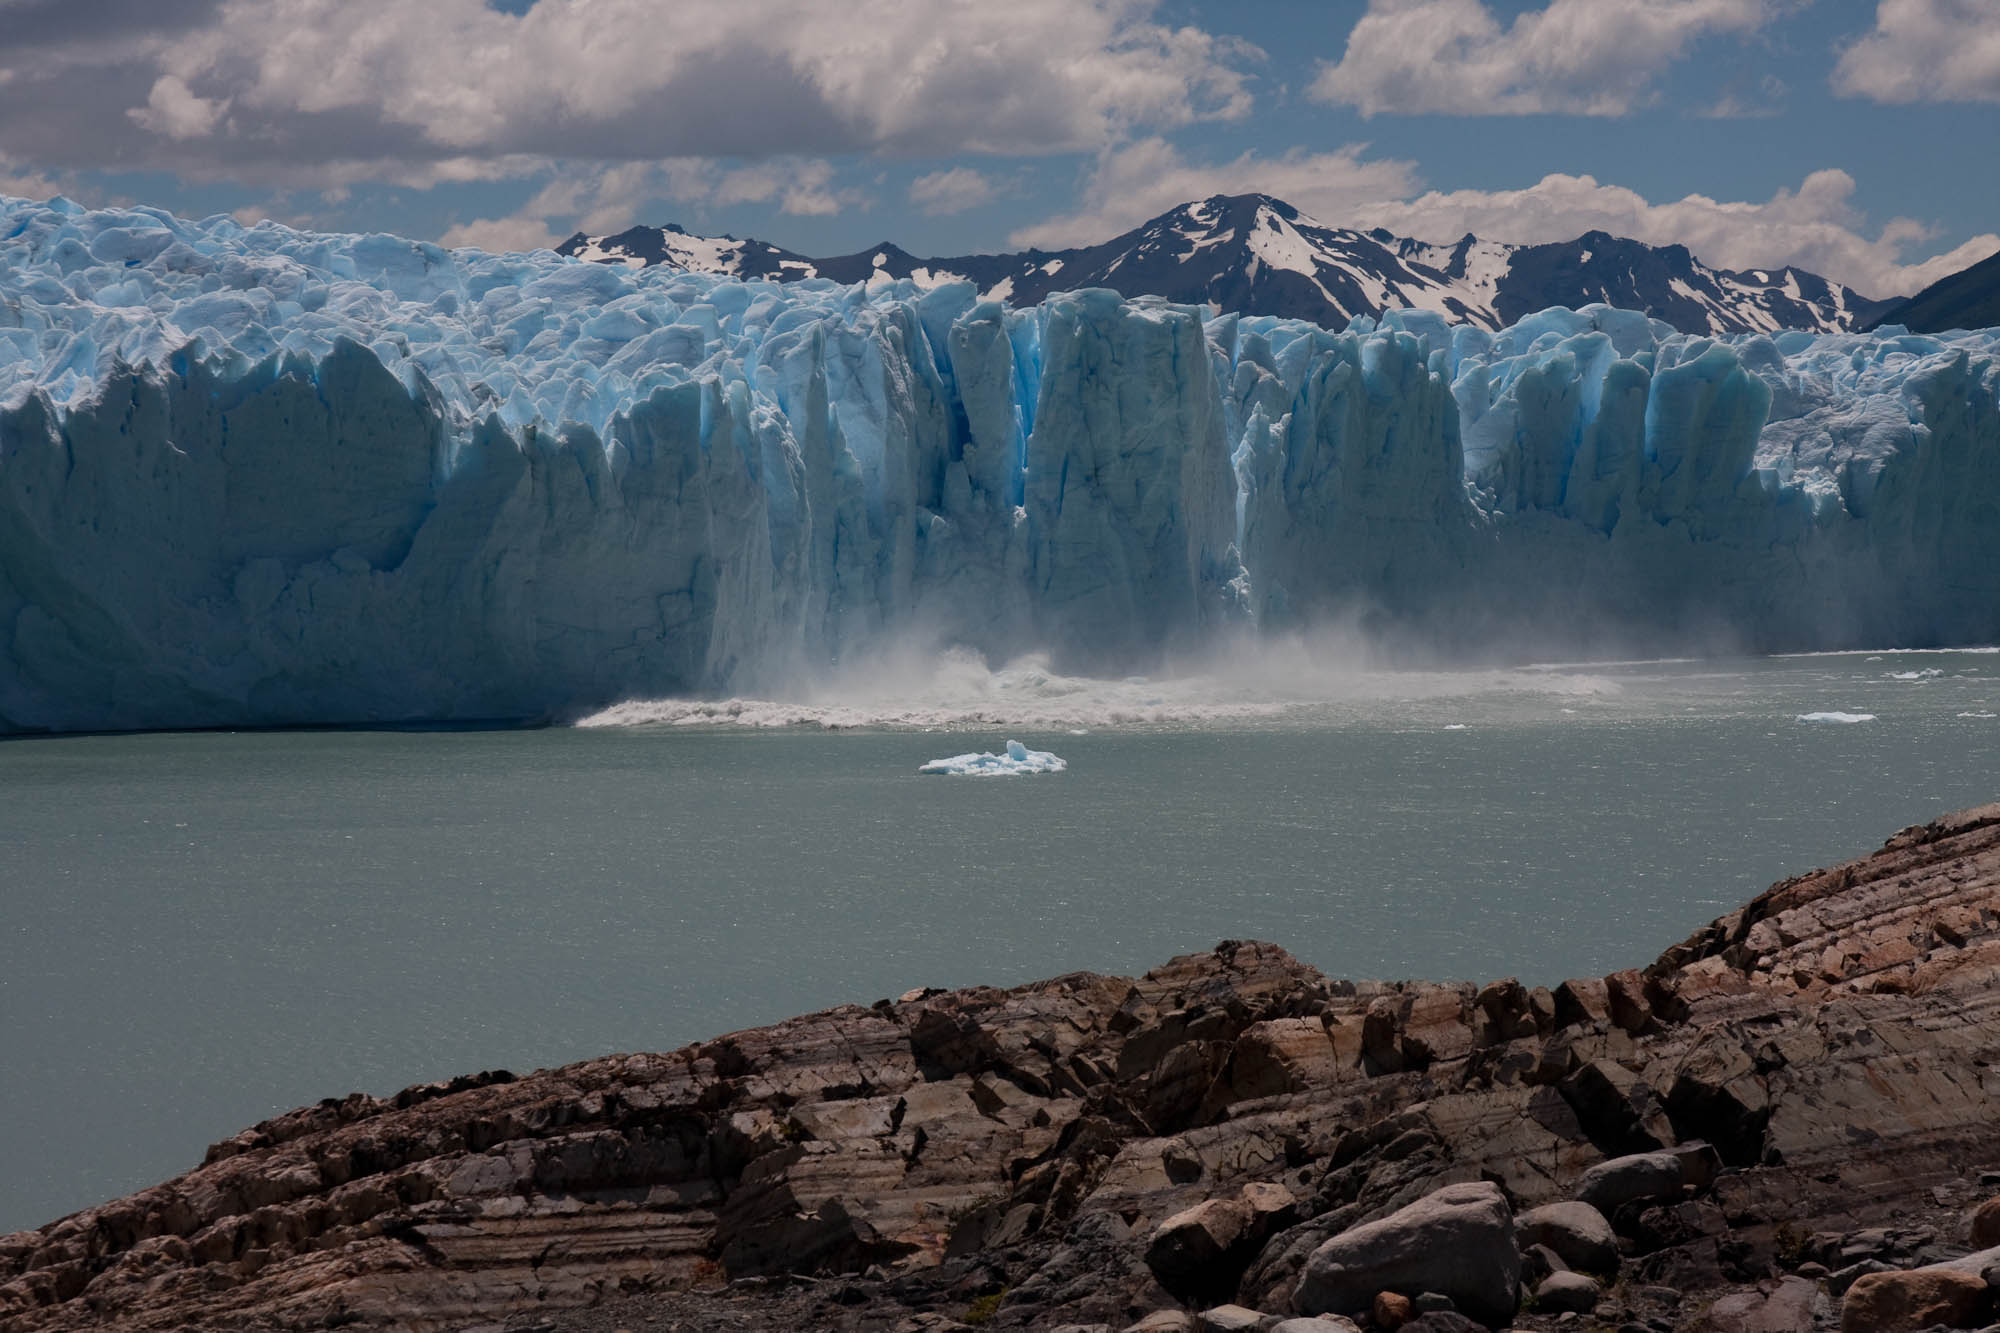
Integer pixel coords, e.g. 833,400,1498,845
1701,73,1790,118
226,198,321,230
1833,0,2000,104
1008,139,1422,250
1349,169,2000,296
438,214,566,254
710,159,861,217
1009,144,1996,296
434,156,863,251
909,167,1000,217
127,74,226,139
0,156,70,202
1313,0,1782,117
105,0,1256,188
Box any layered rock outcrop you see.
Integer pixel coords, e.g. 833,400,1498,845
5,805,2000,1332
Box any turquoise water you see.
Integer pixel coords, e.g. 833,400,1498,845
3,650,1997,1233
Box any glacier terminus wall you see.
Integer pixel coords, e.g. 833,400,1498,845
2,197,1998,732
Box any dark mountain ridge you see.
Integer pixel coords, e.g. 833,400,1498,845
1867,246,2000,333
560,192,1898,336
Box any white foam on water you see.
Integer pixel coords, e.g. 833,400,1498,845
1797,711,1877,724
1960,711,1998,719
573,645,1625,732
1778,647,2000,659
918,740,1066,776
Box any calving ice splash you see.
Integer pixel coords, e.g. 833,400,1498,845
572,642,1623,730
2,197,1999,733
918,740,1067,776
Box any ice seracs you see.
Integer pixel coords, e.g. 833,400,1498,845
0,195,1998,734
918,740,1067,776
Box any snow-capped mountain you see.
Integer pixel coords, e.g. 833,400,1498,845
559,194,1894,336
560,223,821,280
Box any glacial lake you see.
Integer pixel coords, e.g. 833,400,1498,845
3,649,1998,1234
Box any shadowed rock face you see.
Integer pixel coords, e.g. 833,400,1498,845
4,805,2000,1332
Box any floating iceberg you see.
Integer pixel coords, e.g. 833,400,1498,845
1797,712,1877,724
918,740,1067,776
1,196,1998,733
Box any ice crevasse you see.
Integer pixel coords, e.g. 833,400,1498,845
1,196,1997,732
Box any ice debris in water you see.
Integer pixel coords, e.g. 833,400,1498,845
1797,711,1877,724
918,739,1066,776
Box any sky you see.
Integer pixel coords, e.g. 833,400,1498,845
0,0,1996,297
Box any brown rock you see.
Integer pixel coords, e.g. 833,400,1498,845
1373,1291,1415,1329
1555,978,1614,1028
1362,997,1405,1074
1475,978,1539,1042
1399,985,1477,1066
1219,1019,1347,1102
1840,1269,1988,1333
1972,1196,2000,1248
1604,970,1659,1035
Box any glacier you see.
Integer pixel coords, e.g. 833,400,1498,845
918,740,1068,776
1,196,1997,733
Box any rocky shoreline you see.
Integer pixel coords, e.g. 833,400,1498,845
6,805,2000,1333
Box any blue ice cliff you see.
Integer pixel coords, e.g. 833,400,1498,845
1,197,1997,732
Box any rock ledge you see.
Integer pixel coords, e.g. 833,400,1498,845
6,805,2000,1332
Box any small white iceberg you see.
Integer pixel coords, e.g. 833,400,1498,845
919,739,1067,776
1797,711,1876,724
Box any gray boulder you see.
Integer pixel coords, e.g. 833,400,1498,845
1147,1185,1301,1306
1696,1276,1817,1333
1200,1307,1273,1332
1123,1315,1196,1333
1270,1320,1363,1333
1293,1181,1521,1325
1919,1242,2000,1277
1398,1315,1488,1333
1521,1242,1569,1282
1516,1200,1620,1273
1535,1271,1603,1314
1147,1197,1255,1304
1574,1151,1688,1214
